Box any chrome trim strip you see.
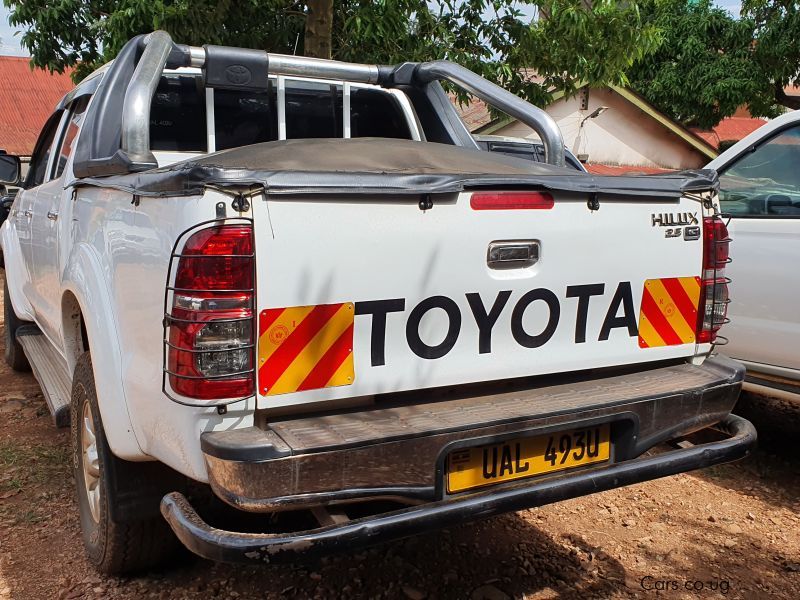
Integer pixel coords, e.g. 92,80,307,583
738,359,800,381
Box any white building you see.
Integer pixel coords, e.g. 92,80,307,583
462,84,719,172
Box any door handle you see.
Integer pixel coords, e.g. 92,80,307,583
47,210,59,221
23,209,32,219
487,240,540,269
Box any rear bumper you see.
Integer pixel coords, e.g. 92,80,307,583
161,413,756,564
199,355,746,512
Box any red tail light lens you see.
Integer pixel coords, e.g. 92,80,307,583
471,191,554,210
702,217,730,274
696,216,730,344
167,225,255,400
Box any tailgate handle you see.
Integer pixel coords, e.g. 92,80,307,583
487,240,539,269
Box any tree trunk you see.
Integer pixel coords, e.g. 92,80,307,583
305,0,333,59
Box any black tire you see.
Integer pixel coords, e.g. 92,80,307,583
3,278,30,371
71,352,186,574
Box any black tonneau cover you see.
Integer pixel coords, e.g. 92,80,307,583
74,138,718,199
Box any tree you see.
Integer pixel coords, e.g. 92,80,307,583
626,0,776,129
627,0,800,128
5,0,659,107
745,0,800,111
305,0,333,58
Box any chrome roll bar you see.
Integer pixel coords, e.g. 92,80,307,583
113,31,566,174
122,31,174,164
413,61,565,167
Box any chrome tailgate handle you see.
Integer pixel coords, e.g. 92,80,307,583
487,240,539,269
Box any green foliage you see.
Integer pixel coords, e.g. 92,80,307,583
744,0,800,113
3,0,659,108
4,1,306,81
627,0,788,129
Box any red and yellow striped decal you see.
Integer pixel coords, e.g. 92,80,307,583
258,303,354,396
638,277,701,348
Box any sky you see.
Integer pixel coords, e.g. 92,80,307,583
0,2,743,58
0,5,26,56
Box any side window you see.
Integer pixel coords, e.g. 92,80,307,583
350,89,412,139
52,95,90,179
25,112,62,188
150,74,207,152
719,125,800,216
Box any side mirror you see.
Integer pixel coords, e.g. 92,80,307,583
0,154,21,185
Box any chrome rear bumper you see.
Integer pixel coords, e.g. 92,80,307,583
163,413,755,564
200,355,745,512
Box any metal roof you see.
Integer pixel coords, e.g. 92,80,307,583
0,57,74,156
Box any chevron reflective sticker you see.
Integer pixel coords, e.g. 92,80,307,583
638,277,701,348
258,303,354,396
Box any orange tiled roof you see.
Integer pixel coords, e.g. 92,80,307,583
455,97,493,131
691,117,767,150
0,57,74,156
584,163,675,176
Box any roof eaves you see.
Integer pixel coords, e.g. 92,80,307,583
473,81,719,160
474,115,515,134
610,85,718,160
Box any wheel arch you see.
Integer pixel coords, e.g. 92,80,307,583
62,244,146,460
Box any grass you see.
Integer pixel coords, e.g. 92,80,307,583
0,441,69,467
13,509,43,525
0,476,24,493
0,441,71,492
0,441,70,525
0,443,26,467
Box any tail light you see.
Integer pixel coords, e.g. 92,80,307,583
696,216,731,343
166,224,255,400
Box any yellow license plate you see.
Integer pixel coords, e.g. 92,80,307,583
446,424,611,493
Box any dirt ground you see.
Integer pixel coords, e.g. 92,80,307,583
0,277,798,599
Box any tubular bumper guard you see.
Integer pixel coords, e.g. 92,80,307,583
160,356,755,563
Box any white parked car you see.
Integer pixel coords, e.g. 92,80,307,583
707,111,800,401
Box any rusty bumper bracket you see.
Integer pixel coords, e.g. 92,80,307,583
160,414,755,564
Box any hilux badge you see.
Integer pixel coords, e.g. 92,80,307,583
651,212,699,227
651,212,700,239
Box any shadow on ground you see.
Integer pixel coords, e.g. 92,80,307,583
694,390,800,510
143,511,630,599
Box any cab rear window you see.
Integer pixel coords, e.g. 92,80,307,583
150,74,207,152
213,79,412,150
214,87,278,150
149,74,414,153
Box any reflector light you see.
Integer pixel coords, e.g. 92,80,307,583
167,225,255,400
696,216,731,344
470,191,554,210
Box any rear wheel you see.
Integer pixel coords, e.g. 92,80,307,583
3,279,30,371
71,352,185,574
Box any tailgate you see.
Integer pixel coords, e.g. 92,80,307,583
252,191,708,409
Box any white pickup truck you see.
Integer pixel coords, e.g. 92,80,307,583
0,32,754,573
